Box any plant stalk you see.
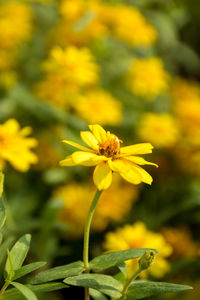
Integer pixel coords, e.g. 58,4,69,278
120,268,141,299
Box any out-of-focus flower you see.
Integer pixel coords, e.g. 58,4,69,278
103,222,172,278
101,4,157,46
54,175,138,237
0,1,33,50
137,113,179,148
71,89,123,125
0,119,38,172
0,71,17,89
60,124,157,190
128,57,170,100
162,227,200,259
172,78,200,145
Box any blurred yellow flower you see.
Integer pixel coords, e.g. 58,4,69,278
103,222,172,278
54,175,138,237
71,89,123,125
42,46,99,91
60,124,157,190
128,57,170,100
0,119,38,172
137,113,179,148
102,4,157,46
0,1,33,50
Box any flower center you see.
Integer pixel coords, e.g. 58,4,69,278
98,134,122,158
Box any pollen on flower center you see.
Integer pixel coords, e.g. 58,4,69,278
98,134,122,158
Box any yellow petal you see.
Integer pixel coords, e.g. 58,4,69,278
93,162,112,190
72,151,107,166
129,164,153,185
80,131,99,151
59,155,76,166
120,143,153,155
89,124,107,143
125,156,158,167
62,140,93,152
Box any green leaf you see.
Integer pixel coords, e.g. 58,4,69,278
5,234,31,278
113,262,127,286
89,288,108,300
0,237,15,266
32,261,84,284
64,274,123,298
0,196,6,230
0,172,4,196
89,249,158,270
126,280,192,299
11,282,38,300
13,262,46,280
1,283,67,299
6,249,14,280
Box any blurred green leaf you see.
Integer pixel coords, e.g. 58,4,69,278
89,249,158,270
0,196,6,231
13,262,46,280
126,280,192,299
0,237,15,266
64,274,123,298
32,261,84,284
5,234,31,278
89,288,108,300
0,172,4,197
11,282,38,300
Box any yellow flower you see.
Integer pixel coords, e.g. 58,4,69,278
137,113,179,148
71,89,123,125
103,222,172,278
60,124,157,190
54,175,138,237
128,57,170,100
0,119,38,172
0,1,33,50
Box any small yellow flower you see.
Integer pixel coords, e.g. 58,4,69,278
60,124,157,190
0,119,38,172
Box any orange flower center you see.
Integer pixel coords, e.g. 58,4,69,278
98,134,122,158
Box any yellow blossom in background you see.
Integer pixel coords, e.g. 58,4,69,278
71,89,122,125
0,119,38,172
60,124,157,190
54,175,138,237
104,222,172,278
0,1,33,50
162,227,200,259
137,113,179,148
128,57,170,100
172,78,200,145
101,4,157,46
0,71,17,89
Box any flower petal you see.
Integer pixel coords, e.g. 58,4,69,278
59,155,76,166
128,164,153,185
120,143,154,155
62,140,93,152
89,124,107,143
72,151,107,166
125,156,158,167
93,162,112,190
80,131,99,151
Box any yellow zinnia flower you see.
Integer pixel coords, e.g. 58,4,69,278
0,119,38,172
60,124,157,190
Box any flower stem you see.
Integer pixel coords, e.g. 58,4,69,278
120,268,142,299
0,281,10,298
83,189,103,272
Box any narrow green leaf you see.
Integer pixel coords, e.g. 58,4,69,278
6,249,14,280
0,237,15,266
113,262,127,286
13,262,46,280
0,172,4,196
1,283,67,300
32,261,84,284
89,249,158,270
89,288,108,300
5,234,31,278
126,280,192,299
0,196,6,230
11,282,38,300
64,274,123,298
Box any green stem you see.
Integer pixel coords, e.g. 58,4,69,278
0,281,10,298
83,189,103,271
120,268,142,299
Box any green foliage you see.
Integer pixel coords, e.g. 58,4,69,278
126,280,192,299
32,261,84,284
11,282,38,300
89,249,158,270
12,262,46,281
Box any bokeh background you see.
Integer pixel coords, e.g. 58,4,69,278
0,0,200,299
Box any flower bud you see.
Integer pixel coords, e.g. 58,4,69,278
139,251,155,271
